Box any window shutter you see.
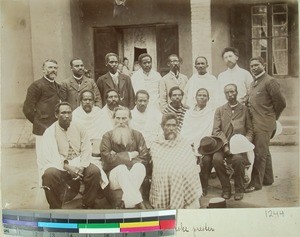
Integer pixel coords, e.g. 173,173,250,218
93,27,118,79
156,24,179,76
230,5,252,70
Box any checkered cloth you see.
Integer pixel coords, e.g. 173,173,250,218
150,136,202,209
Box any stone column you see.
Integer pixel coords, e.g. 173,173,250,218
190,0,212,73
29,0,73,82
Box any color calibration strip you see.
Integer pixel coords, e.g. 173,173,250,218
2,209,176,236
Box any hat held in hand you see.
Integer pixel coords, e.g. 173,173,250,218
229,134,255,154
198,136,223,155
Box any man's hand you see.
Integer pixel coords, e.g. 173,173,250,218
63,164,84,180
223,144,231,157
130,151,139,158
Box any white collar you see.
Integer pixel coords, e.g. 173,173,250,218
43,76,55,83
73,74,83,80
227,64,240,72
254,71,265,79
109,71,119,78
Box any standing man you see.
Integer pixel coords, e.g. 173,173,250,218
184,56,218,109
245,57,286,193
218,47,253,105
23,59,62,180
162,86,188,134
61,58,102,110
96,53,135,109
159,54,188,111
40,102,101,209
200,84,253,200
100,107,150,209
131,53,162,110
131,90,162,148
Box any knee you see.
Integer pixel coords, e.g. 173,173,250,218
201,155,211,167
85,164,100,177
133,163,146,174
42,168,60,184
212,153,224,165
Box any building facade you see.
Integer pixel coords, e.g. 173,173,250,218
1,0,298,119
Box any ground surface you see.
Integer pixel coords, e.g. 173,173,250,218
1,146,299,210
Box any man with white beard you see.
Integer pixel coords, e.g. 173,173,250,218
100,107,150,209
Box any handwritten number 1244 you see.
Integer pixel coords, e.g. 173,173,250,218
265,210,284,218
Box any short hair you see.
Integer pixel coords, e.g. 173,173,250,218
135,90,150,101
112,106,132,119
138,53,152,64
105,53,119,64
105,88,120,100
222,47,239,57
224,83,238,92
194,56,208,65
195,88,210,100
161,113,179,127
250,56,265,65
42,59,58,68
168,86,184,99
123,57,129,62
70,58,83,67
79,89,95,102
55,102,72,115
167,54,180,62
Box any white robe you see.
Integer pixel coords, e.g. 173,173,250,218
184,72,219,109
130,106,163,148
180,105,215,154
131,68,161,110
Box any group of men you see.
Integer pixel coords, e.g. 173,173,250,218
23,46,286,209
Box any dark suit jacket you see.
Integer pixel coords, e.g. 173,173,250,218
23,77,62,135
100,129,150,172
212,102,253,145
61,76,102,110
96,72,135,109
248,73,286,133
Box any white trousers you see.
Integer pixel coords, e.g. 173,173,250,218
35,135,44,186
109,163,146,208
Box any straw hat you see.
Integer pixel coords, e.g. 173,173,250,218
198,136,223,155
229,134,255,154
207,197,227,208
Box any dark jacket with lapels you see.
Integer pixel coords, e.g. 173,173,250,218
23,77,62,135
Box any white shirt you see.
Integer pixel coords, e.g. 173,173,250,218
131,68,162,109
184,72,218,109
130,106,162,148
218,64,253,105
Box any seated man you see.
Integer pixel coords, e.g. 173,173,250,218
72,90,103,153
181,88,215,148
72,90,108,187
40,102,101,209
150,113,202,209
162,86,188,133
100,89,122,133
131,90,162,148
100,106,150,209
199,84,253,200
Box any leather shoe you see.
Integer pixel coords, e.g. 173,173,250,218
221,191,231,199
136,201,147,209
234,192,244,201
244,185,256,193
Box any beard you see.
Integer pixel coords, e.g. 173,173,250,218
112,126,132,146
164,131,177,140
